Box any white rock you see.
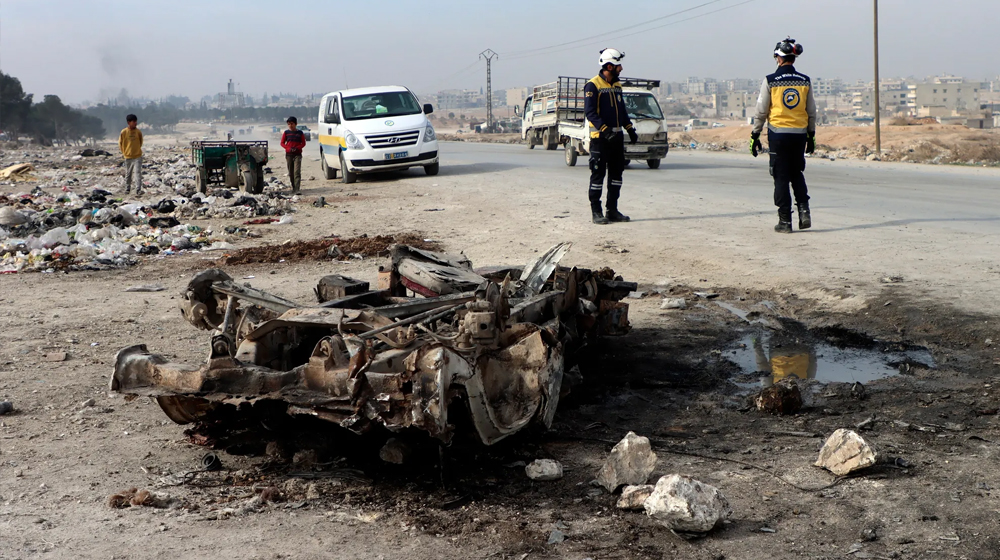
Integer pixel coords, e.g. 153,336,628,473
616,484,654,510
525,459,563,481
660,298,686,310
643,474,732,533
815,429,878,475
597,431,657,492
0,206,28,226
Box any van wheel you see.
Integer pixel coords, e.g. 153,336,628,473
647,158,661,169
340,153,357,184
321,151,337,179
623,159,631,167
424,163,440,176
565,144,577,166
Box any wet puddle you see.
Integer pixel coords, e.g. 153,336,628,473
726,332,935,390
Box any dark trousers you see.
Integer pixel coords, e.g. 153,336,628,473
286,153,302,191
588,135,625,209
768,133,809,214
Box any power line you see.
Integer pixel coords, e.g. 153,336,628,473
502,0,723,57
503,0,758,61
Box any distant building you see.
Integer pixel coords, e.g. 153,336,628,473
909,76,983,117
506,87,529,108
435,89,481,110
714,91,751,118
216,79,246,109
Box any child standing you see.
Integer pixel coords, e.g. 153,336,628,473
118,114,143,195
280,116,307,193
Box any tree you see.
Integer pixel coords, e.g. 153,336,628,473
448,112,455,119
1,72,33,140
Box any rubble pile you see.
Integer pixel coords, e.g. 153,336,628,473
216,234,440,265
0,146,297,273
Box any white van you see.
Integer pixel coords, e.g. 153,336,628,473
317,86,439,183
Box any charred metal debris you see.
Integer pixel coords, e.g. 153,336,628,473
111,242,636,445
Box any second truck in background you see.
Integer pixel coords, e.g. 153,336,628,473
516,77,669,169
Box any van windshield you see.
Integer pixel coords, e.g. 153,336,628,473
342,91,422,120
623,93,664,120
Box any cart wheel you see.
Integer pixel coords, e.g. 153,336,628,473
565,144,578,167
340,153,357,184
243,169,260,194
255,168,266,192
196,168,208,194
321,151,337,180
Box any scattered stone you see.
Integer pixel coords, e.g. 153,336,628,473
643,474,732,534
547,529,566,544
616,484,654,510
693,291,719,299
292,449,318,467
378,438,412,465
860,526,878,541
42,351,67,362
265,441,291,462
123,284,166,292
755,380,802,415
525,459,564,481
0,401,13,415
597,431,658,492
660,298,687,310
81,398,95,408
259,486,284,503
815,429,878,475
879,276,903,283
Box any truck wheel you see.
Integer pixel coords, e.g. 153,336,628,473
647,158,661,169
526,130,535,149
543,128,557,150
196,168,208,194
565,144,578,166
424,163,440,176
340,153,357,184
321,151,337,180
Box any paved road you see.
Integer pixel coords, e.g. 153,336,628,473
425,141,1000,315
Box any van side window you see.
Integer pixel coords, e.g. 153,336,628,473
325,97,338,122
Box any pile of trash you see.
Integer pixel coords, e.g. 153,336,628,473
0,186,292,273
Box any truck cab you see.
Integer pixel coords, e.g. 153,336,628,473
317,86,439,184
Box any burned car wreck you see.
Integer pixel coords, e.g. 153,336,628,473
112,243,636,445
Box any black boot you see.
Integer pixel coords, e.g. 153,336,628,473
797,202,811,230
606,206,630,222
774,209,792,233
592,206,609,225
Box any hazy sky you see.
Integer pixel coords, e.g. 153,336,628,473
2,0,998,105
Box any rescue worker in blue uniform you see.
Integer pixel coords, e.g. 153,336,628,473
584,48,639,225
750,38,817,233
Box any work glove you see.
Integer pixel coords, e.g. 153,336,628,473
750,132,762,158
806,133,816,154
627,128,638,144
600,125,616,142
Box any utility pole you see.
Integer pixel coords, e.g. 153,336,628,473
873,0,881,155
480,49,498,133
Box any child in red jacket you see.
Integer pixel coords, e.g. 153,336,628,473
280,116,307,193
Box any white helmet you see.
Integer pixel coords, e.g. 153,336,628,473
599,48,625,67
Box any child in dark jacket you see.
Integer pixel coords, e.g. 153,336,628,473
280,116,307,193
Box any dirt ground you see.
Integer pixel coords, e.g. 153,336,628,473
1,141,999,559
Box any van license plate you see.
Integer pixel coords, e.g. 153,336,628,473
385,151,409,160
